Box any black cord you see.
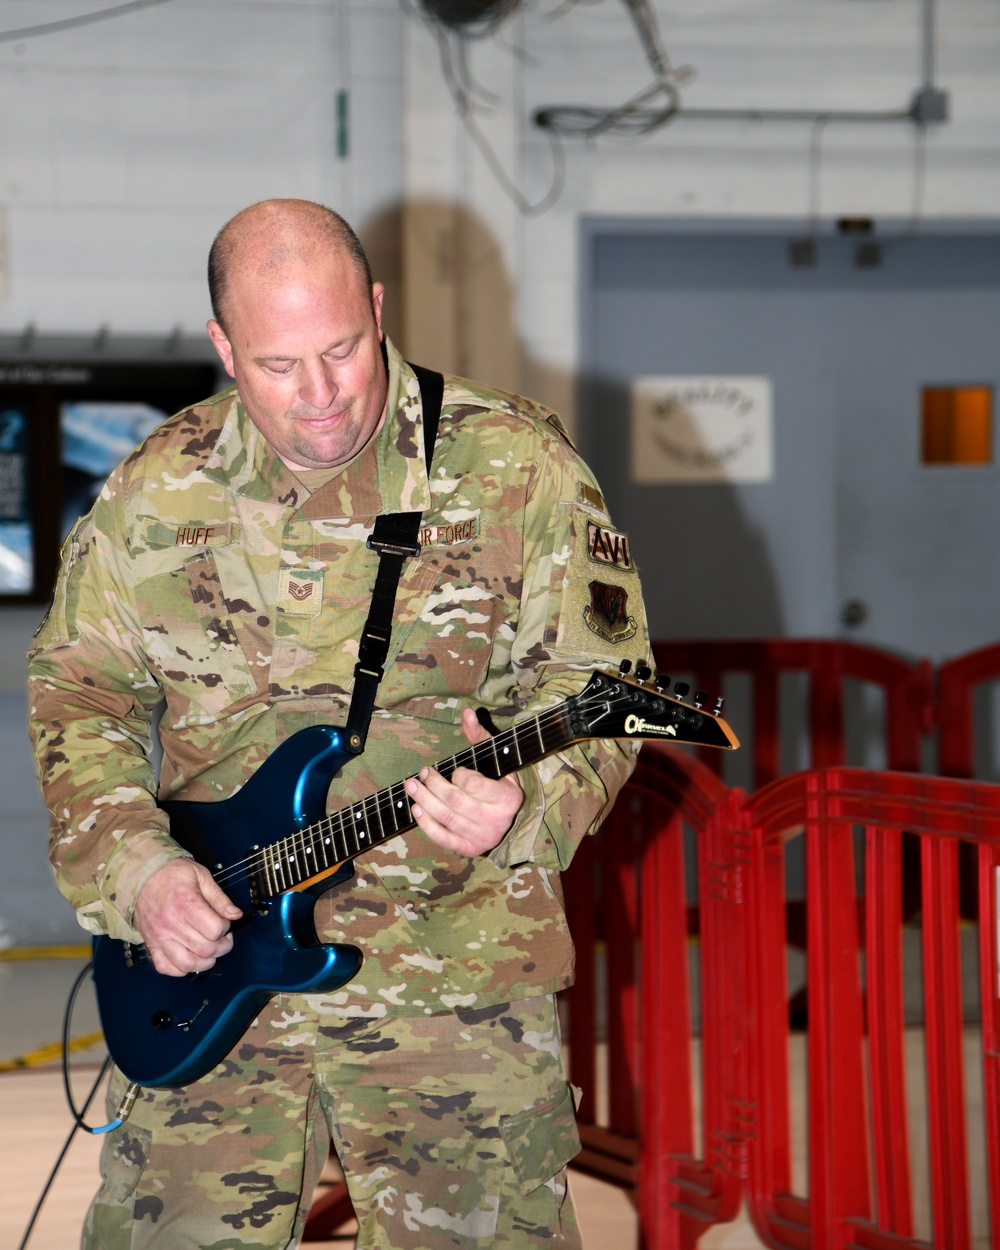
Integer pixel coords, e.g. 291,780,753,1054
16,1054,112,1250
0,0,177,44
61,960,107,1132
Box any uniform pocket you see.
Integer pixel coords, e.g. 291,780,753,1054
498,1081,581,1196
100,1121,152,1204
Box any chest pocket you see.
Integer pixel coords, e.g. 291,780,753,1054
379,563,515,722
136,547,264,721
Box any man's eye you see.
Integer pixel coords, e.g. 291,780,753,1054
265,363,295,376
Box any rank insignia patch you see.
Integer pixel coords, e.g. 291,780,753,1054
587,522,632,569
584,580,638,644
279,568,323,616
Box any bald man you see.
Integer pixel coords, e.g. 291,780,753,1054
29,199,650,1250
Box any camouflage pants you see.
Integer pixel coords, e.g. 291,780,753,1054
84,994,582,1250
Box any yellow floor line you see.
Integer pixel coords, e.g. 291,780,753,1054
0,945,91,960
0,1031,105,1072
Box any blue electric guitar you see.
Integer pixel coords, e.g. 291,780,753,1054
92,666,738,1088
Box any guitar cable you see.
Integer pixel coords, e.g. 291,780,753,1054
15,961,140,1250
61,959,139,1135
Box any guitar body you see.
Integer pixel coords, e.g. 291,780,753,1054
90,667,739,1089
92,725,363,1088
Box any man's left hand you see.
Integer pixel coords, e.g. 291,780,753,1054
404,707,523,856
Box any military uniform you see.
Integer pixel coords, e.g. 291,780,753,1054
29,339,649,1249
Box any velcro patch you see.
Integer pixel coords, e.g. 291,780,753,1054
583,580,638,644
140,520,240,550
279,568,324,616
418,515,480,547
577,483,607,514
587,523,632,570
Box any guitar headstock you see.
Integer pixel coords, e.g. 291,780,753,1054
572,661,739,751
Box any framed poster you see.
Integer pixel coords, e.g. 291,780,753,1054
0,359,219,603
631,375,774,484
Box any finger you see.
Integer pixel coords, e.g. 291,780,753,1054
461,706,493,746
196,869,243,921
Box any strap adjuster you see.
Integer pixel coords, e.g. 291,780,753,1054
366,534,421,559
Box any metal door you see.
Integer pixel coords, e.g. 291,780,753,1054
581,225,1000,663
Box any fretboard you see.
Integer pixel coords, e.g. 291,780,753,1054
254,701,575,898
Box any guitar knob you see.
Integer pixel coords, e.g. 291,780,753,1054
655,674,671,692
618,659,632,676
635,665,652,683
673,681,690,699
713,696,725,717
694,689,707,709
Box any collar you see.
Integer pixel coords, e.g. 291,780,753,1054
202,337,435,517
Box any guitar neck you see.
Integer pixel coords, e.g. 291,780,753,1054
255,702,577,897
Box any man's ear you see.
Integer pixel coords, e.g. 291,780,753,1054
371,283,385,339
207,320,236,378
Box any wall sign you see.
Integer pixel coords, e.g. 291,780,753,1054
631,375,774,484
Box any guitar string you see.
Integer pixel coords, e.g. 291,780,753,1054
209,698,583,893
209,685,659,895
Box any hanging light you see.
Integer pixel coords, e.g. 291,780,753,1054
418,0,522,34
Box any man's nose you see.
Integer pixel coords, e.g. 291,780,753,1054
299,360,337,410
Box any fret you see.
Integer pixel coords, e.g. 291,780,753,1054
315,819,331,869
271,848,285,894
320,815,339,864
472,738,499,781
351,801,369,855
390,781,412,831
370,790,388,844
497,729,519,772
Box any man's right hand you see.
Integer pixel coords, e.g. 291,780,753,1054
132,858,243,977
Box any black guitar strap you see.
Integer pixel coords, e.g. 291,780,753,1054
344,363,444,754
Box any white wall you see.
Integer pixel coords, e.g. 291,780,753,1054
401,0,1000,427
1,0,999,942
0,0,405,340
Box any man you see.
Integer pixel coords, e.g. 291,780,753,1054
29,199,649,1249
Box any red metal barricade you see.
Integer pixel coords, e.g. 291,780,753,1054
743,766,1000,1250
936,642,1000,778
562,742,747,1249
653,639,933,787
304,640,1000,1245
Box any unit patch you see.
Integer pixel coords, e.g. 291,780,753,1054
279,568,324,616
587,523,631,569
584,580,638,644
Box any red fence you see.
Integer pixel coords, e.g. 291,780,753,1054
304,640,1000,1245
566,757,1000,1249
563,744,746,1245
743,768,1000,1250
559,639,1000,1249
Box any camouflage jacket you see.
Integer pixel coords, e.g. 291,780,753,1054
28,339,649,1018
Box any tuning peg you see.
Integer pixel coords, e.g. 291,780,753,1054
635,665,652,684
618,659,632,676
655,674,671,692
694,689,707,709
673,681,690,699
713,696,725,717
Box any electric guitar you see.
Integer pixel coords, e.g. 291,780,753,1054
92,666,738,1088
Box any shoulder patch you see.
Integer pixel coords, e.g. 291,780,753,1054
583,580,639,644
586,522,631,570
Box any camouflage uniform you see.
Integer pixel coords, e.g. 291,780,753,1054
29,339,649,1248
